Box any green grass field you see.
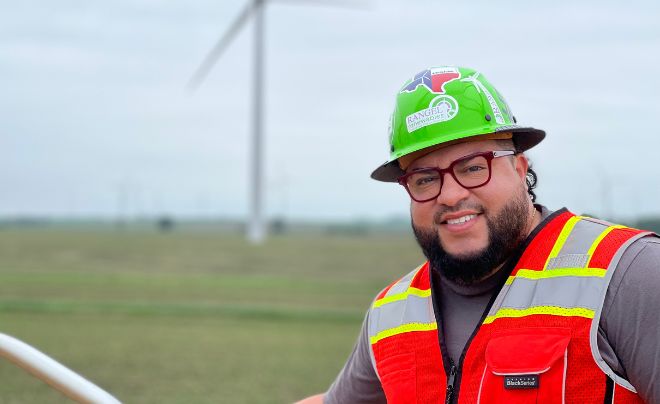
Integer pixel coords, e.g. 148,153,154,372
0,228,423,403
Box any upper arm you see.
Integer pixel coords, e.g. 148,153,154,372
324,309,386,404
601,237,660,402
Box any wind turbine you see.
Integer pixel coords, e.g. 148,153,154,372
187,0,362,244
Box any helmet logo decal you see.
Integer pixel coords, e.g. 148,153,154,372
461,72,506,124
405,95,459,133
494,87,513,122
401,67,461,94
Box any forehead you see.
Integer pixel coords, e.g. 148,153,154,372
407,139,502,170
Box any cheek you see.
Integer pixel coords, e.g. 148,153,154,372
480,170,524,203
477,185,525,219
411,203,435,228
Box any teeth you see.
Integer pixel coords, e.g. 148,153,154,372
446,214,477,225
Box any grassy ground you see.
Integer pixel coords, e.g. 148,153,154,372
0,228,422,403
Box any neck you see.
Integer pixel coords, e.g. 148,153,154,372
526,204,541,236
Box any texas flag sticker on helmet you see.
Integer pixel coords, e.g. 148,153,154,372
400,67,461,94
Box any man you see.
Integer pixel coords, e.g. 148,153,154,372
299,66,660,403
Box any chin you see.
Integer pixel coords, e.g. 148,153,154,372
441,241,488,259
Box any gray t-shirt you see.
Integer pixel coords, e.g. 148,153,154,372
324,210,660,404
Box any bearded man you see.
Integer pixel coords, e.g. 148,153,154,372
298,66,660,404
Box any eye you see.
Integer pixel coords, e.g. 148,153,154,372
409,171,440,188
415,176,439,186
465,165,486,173
454,155,488,176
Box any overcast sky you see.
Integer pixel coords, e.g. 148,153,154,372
3,0,660,221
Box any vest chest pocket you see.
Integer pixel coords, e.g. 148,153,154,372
477,327,571,404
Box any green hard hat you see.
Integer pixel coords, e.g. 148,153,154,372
371,66,545,182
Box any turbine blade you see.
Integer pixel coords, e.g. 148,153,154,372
272,0,370,10
187,1,258,92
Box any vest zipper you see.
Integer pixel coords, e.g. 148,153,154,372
432,260,536,401
445,360,457,403
445,260,536,403
430,271,462,404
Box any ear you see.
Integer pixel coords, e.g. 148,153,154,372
514,153,529,184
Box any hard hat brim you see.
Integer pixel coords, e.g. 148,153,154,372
370,127,546,183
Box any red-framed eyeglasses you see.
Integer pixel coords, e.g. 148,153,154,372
397,150,516,203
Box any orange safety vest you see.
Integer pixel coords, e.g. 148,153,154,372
368,210,652,403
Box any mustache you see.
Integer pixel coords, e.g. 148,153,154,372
433,203,485,225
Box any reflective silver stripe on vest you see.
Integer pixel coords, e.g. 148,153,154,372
486,275,606,318
546,254,590,270
383,269,417,298
488,218,613,318
367,265,433,380
553,218,607,258
369,293,435,338
368,266,434,339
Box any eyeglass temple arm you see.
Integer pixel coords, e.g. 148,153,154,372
492,150,516,158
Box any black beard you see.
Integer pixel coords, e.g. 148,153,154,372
412,191,530,285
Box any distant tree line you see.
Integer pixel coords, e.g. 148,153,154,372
636,217,660,234
2,215,659,235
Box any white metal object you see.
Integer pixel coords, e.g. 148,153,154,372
0,333,121,403
187,1,363,244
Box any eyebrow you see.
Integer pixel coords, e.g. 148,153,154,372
409,166,437,173
407,151,487,172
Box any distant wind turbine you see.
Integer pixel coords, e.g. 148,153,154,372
187,0,364,244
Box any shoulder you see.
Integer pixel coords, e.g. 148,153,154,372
604,234,660,312
622,233,660,258
609,235,660,294
372,262,429,305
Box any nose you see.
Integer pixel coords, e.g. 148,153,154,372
435,171,470,207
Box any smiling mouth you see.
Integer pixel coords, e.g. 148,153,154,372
441,213,480,225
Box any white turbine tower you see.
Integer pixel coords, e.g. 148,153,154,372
188,0,363,244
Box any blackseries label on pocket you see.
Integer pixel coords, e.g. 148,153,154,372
504,375,540,389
